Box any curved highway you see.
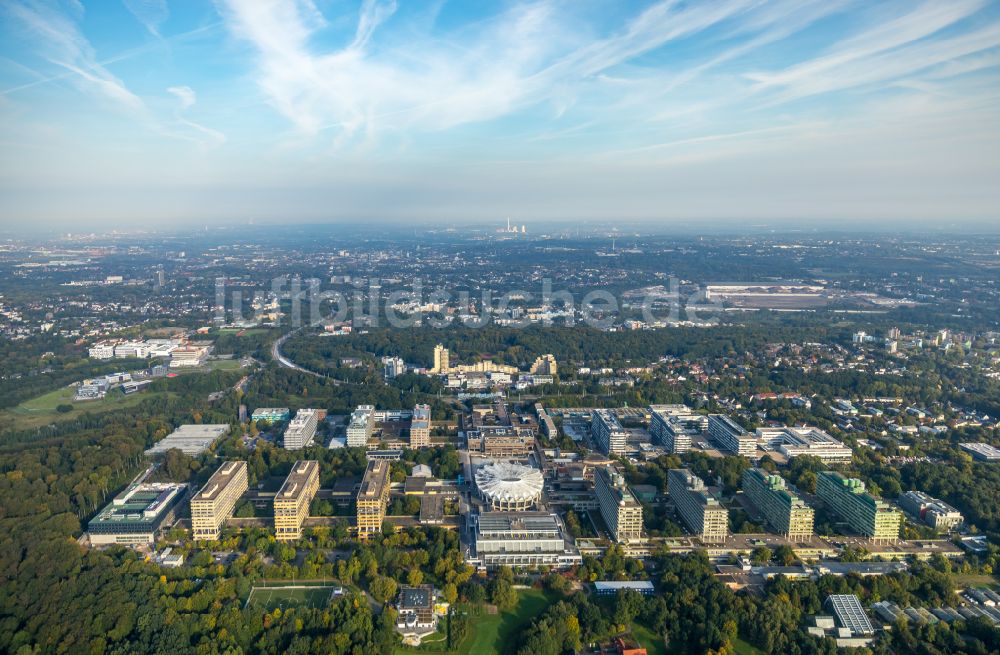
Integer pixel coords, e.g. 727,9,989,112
271,328,340,383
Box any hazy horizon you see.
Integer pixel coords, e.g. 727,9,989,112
2,1,999,227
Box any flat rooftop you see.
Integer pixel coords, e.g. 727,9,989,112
399,585,433,610
593,580,654,592
960,442,1000,460
88,482,186,529
358,460,390,501
192,461,247,502
669,468,722,507
145,424,229,456
411,404,431,428
477,511,562,536
419,495,444,523
276,460,319,501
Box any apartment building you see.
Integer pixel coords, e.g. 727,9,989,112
529,354,558,376
741,468,814,541
595,466,643,543
191,461,248,541
273,460,320,540
382,356,406,379
816,471,901,543
356,460,391,539
432,344,450,374
668,468,728,543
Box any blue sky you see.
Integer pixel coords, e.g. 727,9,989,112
1,0,999,228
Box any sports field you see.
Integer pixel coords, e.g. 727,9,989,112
245,585,339,611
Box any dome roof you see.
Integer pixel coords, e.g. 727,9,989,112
474,462,544,503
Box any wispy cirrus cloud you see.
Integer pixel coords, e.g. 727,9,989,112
3,0,1000,225
216,0,774,141
168,85,225,146
3,1,224,146
747,0,997,103
123,0,169,37
216,0,1000,153
4,1,148,114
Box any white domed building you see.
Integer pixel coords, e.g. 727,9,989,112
475,462,544,511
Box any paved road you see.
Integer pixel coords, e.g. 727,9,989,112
271,329,311,373
271,328,342,385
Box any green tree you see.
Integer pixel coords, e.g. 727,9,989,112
369,575,398,604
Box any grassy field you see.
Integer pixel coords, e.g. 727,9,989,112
245,585,339,611
951,573,1000,590
733,637,765,655
167,359,244,374
0,386,170,431
205,359,244,371
394,589,553,655
217,328,271,336
632,623,668,655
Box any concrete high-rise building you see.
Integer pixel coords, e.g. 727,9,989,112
284,408,319,449
432,344,450,373
592,409,629,456
274,460,320,540
595,466,643,543
191,461,248,541
410,404,431,448
648,407,704,453
382,356,406,379
741,468,814,541
668,468,728,543
816,471,901,543
357,460,391,539
529,354,558,376
708,414,756,457
346,405,375,447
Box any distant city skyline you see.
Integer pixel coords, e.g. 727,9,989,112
2,0,999,227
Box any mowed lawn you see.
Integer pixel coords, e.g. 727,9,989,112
458,589,551,655
1,386,170,431
394,589,553,655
